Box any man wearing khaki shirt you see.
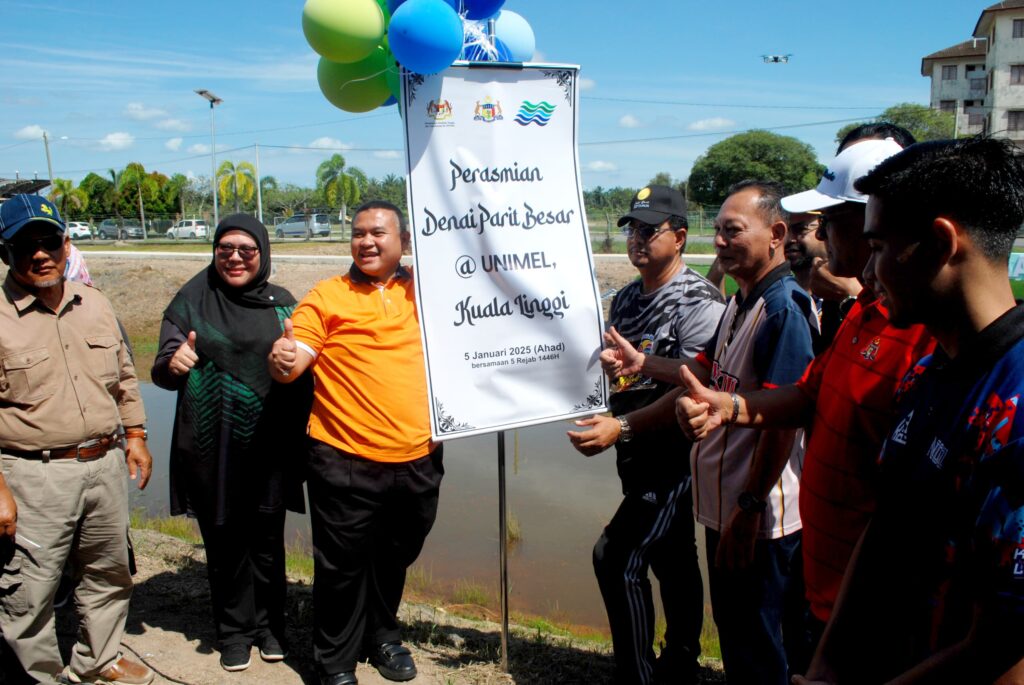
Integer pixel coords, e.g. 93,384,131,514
0,195,154,685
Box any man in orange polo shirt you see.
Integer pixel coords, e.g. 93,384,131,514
269,200,440,685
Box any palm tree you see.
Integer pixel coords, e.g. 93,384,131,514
217,160,257,213
316,154,366,237
117,163,159,239
48,178,89,221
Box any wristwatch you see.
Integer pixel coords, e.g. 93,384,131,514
738,491,767,514
616,415,634,443
124,426,148,440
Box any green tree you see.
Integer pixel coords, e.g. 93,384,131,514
163,174,189,219
217,160,257,213
687,131,822,205
316,154,366,233
78,173,115,220
363,173,406,214
117,162,159,238
834,103,955,146
48,178,89,221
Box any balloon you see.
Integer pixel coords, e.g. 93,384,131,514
385,63,402,100
303,0,385,64
463,36,512,62
388,0,458,13
376,0,391,26
317,49,392,113
463,0,504,20
388,0,464,75
382,95,397,106
494,10,534,62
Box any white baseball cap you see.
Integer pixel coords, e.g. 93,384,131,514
781,137,905,213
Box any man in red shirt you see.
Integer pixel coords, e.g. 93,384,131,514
676,136,934,657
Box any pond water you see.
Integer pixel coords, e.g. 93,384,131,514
134,383,709,631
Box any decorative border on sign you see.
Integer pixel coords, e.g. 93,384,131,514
435,398,474,433
541,69,574,106
572,379,605,412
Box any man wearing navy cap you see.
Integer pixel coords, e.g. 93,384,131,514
0,195,154,685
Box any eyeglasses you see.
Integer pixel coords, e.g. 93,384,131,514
622,222,672,242
7,234,65,257
818,204,864,232
215,242,260,260
788,220,820,238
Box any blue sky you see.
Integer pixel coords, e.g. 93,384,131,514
0,0,987,191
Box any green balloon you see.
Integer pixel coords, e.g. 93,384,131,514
317,49,392,113
303,0,384,64
376,0,390,27
384,55,401,101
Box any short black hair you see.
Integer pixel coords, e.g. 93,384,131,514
854,137,1024,261
353,199,407,233
837,123,916,154
727,179,789,226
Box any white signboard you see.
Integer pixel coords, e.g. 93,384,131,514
402,63,607,440
1010,252,1024,281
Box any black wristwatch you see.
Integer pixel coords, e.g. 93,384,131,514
738,491,767,514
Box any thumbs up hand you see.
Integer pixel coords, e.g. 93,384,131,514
675,365,729,441
169,330,199,376
270,318,297,377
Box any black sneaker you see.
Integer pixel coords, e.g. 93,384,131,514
367,642,416,682
259,634,287,662
220,643,252,672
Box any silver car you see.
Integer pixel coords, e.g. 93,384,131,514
166,219,209,239
274,213,331,238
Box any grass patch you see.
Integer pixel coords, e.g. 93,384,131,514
129,509,201,544
506,510,522,547
700,603,722,659
451,580,493,608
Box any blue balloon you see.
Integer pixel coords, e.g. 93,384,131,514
388,0,457,13
382,94,398,106
494,10,534,62
464,0,504,20
463,36,512,62
388,0,464,75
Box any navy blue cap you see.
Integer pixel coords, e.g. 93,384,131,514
0,194,66,241
617,185,688,227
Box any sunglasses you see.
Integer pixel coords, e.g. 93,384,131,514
215,242,260,260
621,222,673,242
7,234,65,256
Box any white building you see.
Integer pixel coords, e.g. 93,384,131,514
922,1,1024,141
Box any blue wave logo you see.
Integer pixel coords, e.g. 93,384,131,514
514,100,555,126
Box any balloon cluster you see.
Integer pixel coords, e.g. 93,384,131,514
303,0,536,113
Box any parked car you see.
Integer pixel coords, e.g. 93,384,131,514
97,218,144,240
67,221,93,240
274,213,331,238
166,219,209,240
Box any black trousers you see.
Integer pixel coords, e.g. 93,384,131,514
593,477,703,685
306,439,444,675
195,509,287,650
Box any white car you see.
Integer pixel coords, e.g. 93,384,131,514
166,219,209,239
67,221,93,240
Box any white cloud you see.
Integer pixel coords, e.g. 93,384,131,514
155,118,189,132
309,137,351,150
618,114,641,129
579,78,596,91
165,137,183,151
188,143,210,154
687,117,736,131
586,161,617,172
14,124,47,140
124,102,167,121
98,132,134,150
373,150,400,159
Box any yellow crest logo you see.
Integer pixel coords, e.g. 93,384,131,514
636,188,652,200
40,204,53,216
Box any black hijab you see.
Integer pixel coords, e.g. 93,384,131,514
164,213,295,398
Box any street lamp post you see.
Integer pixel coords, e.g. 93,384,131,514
195,89,223,228
42,132,54,191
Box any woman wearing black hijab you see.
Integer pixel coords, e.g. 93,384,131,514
152,214,312,671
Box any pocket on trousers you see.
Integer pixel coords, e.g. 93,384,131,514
0,347,57,404
0,552,27,618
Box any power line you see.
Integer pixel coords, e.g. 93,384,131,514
581,115,875,146
582,96,888,110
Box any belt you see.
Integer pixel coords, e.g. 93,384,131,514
1,432,122,462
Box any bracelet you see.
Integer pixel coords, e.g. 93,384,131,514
616,416,634,443
124,427,148,440
727,393,740,425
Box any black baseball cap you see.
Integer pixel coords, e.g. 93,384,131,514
617,185,687,227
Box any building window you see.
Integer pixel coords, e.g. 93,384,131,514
964,99,978,112
942,65,958,80
1008,111,1024,131
939,100,956,114
1013,65,1024,85
971,77,987,91
969,113,985,127
1015,19,1024,38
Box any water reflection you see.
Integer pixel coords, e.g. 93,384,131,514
137,384,707,630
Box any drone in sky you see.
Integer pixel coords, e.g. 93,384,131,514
762,54,792,64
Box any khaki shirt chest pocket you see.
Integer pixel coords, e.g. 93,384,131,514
0,348,57,404
85,336,120,385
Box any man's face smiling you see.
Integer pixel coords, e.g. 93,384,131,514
351,207,407,280
5,224,69,291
